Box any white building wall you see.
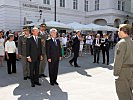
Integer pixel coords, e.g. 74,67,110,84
0,0,133,31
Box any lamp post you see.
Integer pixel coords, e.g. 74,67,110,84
54,0,56,21
38,10,42,22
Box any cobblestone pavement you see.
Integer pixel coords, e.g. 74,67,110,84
0,49,118,100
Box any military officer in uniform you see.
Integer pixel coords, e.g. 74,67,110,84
18,27,30,80
114,24,133,100
101,33,110,65
39,23,48,78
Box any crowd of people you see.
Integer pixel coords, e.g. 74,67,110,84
0,23,133,100
0,24,118,81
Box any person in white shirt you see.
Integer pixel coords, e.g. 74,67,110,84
85,33,91,54
5,34,17,74
79,34,84,56
62,33,67,47
0,32,5,67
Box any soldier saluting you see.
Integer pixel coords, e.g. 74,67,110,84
113,24,133,100
39,23,48,78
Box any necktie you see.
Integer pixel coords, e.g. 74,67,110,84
35,36,38,45
54,39,57,46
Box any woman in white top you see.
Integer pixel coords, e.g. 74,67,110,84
79,34,84,56
5,34,17,74
0,32,5,67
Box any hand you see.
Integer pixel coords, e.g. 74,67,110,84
59,57,62,60
40,56,43,61
48,59,51,62
6,56,9,60
27,58,32,62
19,55,22,59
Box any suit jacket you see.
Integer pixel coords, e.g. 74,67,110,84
46,38,61,62
72,36,80,52
93,38,101,48
100,38,110,50
26,36,42,62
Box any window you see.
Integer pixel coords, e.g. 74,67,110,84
73,0,78,10
118,1,121,10
84,0,89,12
43,0,50,5
95,0,99,11
122,1,125,11
60,0,65,7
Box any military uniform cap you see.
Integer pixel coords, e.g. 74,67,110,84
8,33,14,37
76,30,81,33
23,26,29,31
40,23,47,27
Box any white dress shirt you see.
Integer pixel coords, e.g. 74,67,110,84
5,40,16,53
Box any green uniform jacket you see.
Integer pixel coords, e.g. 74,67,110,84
114,37,133,76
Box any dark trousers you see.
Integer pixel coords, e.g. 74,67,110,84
69,51,79,66
102,48,109,63
94,46,100,63
29,60,40,84
90,45,93,55
7,53,16,74
48,60,59,84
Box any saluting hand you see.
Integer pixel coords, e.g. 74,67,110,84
59,57,62,60
48,59,51,62
27,58,32,62
40,55,43,61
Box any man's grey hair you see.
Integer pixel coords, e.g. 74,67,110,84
50,28,57,34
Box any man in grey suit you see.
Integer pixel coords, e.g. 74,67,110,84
18,27,30,80
39,23,48,78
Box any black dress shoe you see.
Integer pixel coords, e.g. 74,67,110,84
102,62,105,64
50,83,54,86
93,61,96,63
97,62,99,64
107,62,109,65
24,77,27,80
69,61,73,66
39,75,42,78
35,82,41,86
31,84,35,87
74,65,81,67
41,74,47,77
54,82,59,85
27,76,30,79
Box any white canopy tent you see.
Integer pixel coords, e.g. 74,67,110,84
67,22,88,31
24,21,72,29
23,22,42,27
97,25,118,31
45,21,72,29
84,23,104,31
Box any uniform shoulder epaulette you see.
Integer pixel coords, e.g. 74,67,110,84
46,38,51,40
19,34,24,37
38,36,41,38
27,36,32,38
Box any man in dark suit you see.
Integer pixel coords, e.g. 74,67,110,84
93,34,101,64
26,27,43,87
45,28,62,86
101,33,110,65
69,30,81,67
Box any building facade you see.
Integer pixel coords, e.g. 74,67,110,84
0,0,133,31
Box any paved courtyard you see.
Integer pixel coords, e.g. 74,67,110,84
0,49,118,100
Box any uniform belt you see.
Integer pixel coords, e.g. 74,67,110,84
122,64,133,68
